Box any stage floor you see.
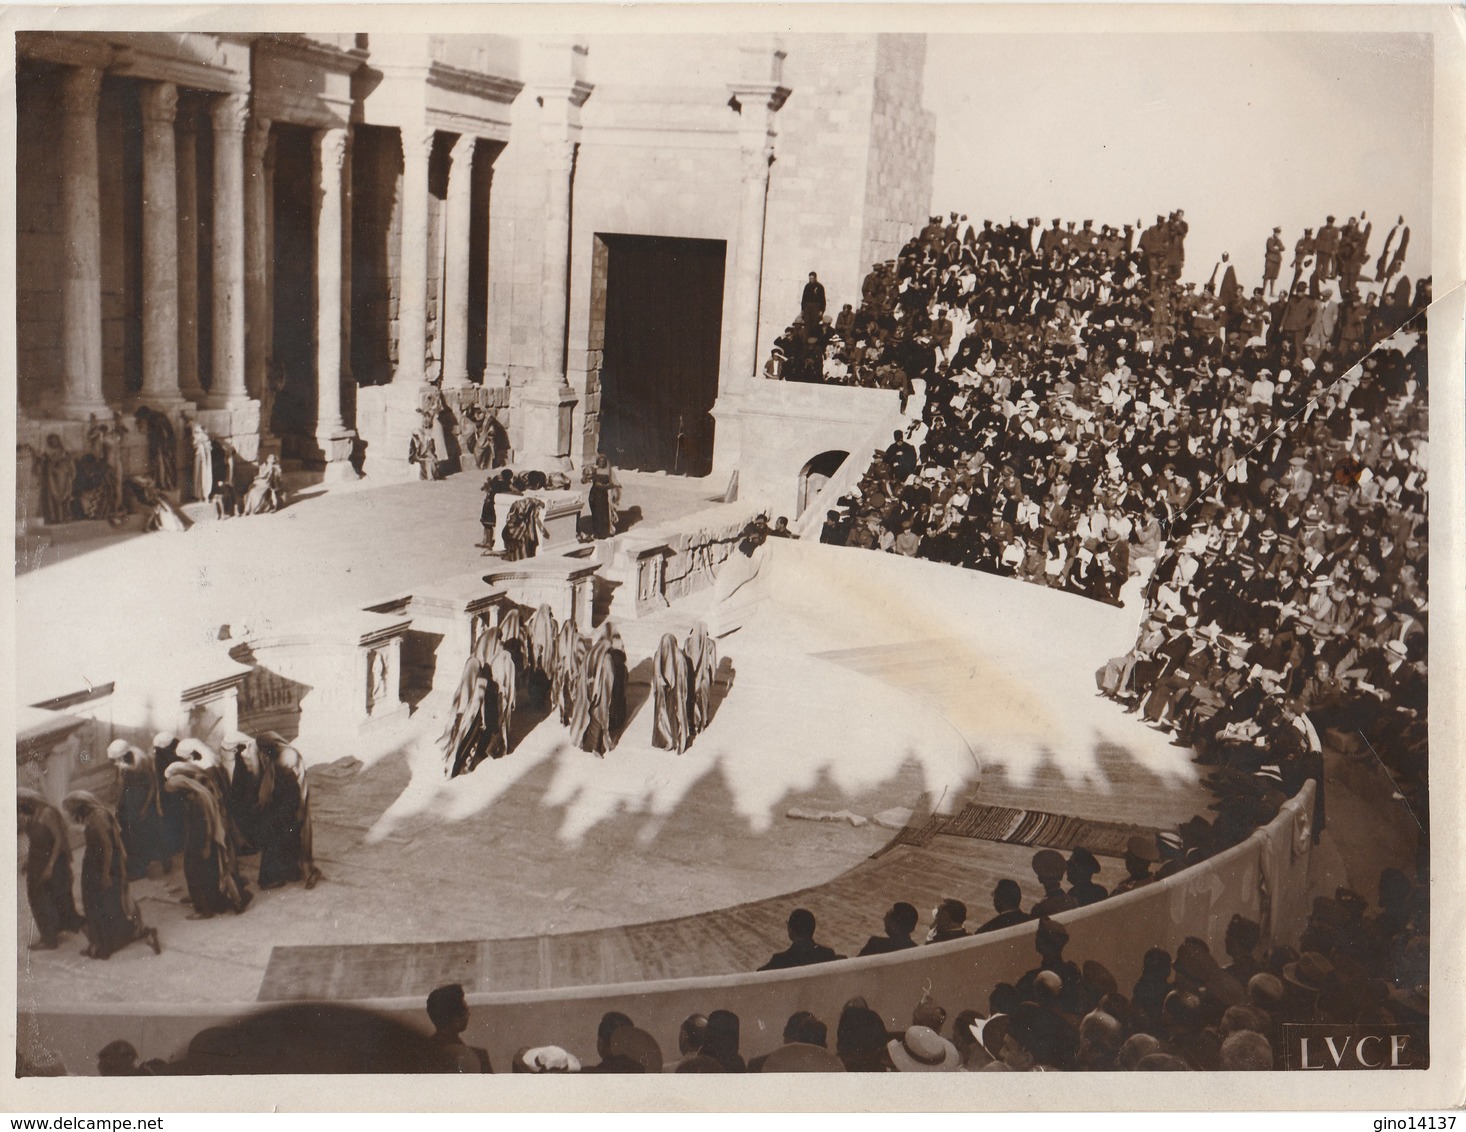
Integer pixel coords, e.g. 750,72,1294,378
18,502,1230,1008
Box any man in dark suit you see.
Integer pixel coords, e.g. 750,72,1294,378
976,879,1032,933
759,908,842,970
858,902,920,956
801,272,827,331
1263,227,1285,296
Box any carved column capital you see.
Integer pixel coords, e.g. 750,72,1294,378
60,65,102,117
139,80,179,125
314,126,348,173
210,92,250,135
246,115,272,164
401,125,436,164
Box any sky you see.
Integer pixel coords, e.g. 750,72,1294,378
924,32,1433,292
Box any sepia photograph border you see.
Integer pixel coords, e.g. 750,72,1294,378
2,0,1463,1114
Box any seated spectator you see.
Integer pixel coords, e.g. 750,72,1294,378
759,908,844,970
582,1011,635,1073
1067,848,1109,906
663,1013,709,1073
925,898,970,944
976,879,1032,933
702,1009,747,1073
859,901,920,955
605,1026,663,1074
1030,848,1079,917
1219,1030,1274,1070
425,983,491,1073
836,1001,895,1072
749,1011,829,1072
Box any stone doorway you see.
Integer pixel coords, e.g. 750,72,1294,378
797,450,848,517
270,124,318,459
596,234,726,477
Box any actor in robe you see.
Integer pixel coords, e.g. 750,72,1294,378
163,762,252,917
220,733,263,856
61,791,161,959
410,426,442,481
651,633,692,753
106,740,170,878
555,622,588,730
255,733,323,890
189,420,214,502
152,732,186,858
442,652,490,778
526,604,559,710
685,622,719,737
242,453,284,515
502,497,545,561
33,434,76,525
583,454,622,540
133,406,178,491
17,788,86,950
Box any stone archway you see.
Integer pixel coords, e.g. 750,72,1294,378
797,449,848,517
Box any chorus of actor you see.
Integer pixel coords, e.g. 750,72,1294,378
651,621,720,754
163,743,253,918
442,609,633,775
17,788,86,950
107,739,171,878
61,791,162,959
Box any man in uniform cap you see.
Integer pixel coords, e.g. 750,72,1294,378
1111,833,1160,895
1066,847,1109,906
1030,848,1078,917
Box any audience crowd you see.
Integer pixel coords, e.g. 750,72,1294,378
71,861,1427,1075
810,207,1430,855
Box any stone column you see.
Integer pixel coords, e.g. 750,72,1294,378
207,92,249,409
175,105,203,403
396,127,434,387
726,73,789,388
244,116,271,404
516,50,592,473
138,81,184,410
313,126,358,480
441,133,476,389
539,137,574,391
58,65,108,419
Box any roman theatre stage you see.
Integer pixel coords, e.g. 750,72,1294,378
16,475,1215,1011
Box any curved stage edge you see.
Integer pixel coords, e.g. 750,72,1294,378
18,783,1316,1075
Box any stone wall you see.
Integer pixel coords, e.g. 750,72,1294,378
758,35,878,371
861,35,936,276
755,34,934,373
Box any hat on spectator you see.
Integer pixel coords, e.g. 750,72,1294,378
1069,847,1102,877
760,1042,845,1073
514,1046,582,1073
606,1027,663,1073
1386,640,1408,657
1284,952,1334,994
106,739,133,763
1032,848,1067,881
968,1013,1010,1062
888,1026,961,1072
1127,834,1160,862
1035,916,1070,952
1156,830,1185,857
152,732,176,749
